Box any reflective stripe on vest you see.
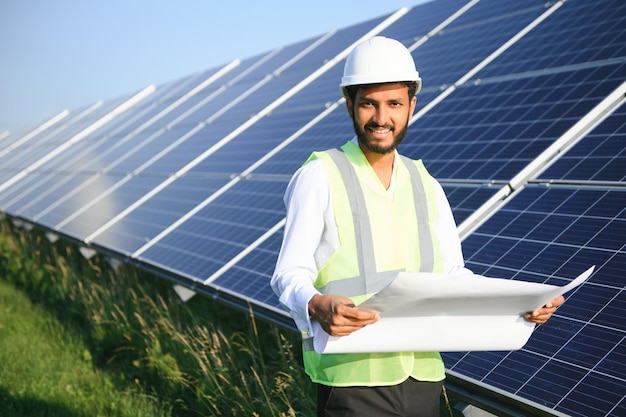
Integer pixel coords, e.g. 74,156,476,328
399,154,436,272
317,146,436,298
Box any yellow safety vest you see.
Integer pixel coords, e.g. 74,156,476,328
302,141,446,386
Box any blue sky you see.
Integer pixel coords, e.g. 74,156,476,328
0,1,424,133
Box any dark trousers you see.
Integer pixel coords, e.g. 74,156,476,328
317,378,443,417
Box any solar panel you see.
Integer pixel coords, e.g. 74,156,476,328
134,176,286,282
403,50,626,182
403,0,555,89
448,185,626,417
539,101,626,182
0,89,153,210
0,74,206,216
0,112,69,162
441,184,503,225
0,104,98,186
1,1,625,416
4,68,235,232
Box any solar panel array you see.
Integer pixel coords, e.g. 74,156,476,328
1,1,624,416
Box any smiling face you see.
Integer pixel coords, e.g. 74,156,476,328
346,82,417,156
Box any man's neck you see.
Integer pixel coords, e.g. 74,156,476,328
364,150,395,190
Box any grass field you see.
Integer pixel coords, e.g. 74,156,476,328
0,279,171,417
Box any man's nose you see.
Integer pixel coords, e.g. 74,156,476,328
372,105,389,125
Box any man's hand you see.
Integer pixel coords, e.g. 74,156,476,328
308,294,379,336
524,295,565,324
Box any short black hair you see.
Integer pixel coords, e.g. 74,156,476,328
343,81,418,103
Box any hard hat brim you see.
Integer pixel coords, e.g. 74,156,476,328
340,77,422,97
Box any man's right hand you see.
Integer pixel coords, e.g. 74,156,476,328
308,294,379,337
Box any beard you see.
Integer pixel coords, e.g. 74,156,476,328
353,119,409,155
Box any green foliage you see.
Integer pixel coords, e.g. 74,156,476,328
0,219,315,416
0,279,171,417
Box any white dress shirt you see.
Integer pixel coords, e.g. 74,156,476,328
271,138,471,334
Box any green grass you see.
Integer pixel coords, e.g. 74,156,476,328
0,279,170,417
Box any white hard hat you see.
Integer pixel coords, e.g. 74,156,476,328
340,36,422,97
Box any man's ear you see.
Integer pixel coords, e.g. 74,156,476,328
345,97,354,120
409,95,417,116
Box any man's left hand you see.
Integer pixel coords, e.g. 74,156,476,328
524,295,565,324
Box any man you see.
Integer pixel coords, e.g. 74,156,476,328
271,36,563,417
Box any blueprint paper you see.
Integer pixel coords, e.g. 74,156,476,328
312,266,594,354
